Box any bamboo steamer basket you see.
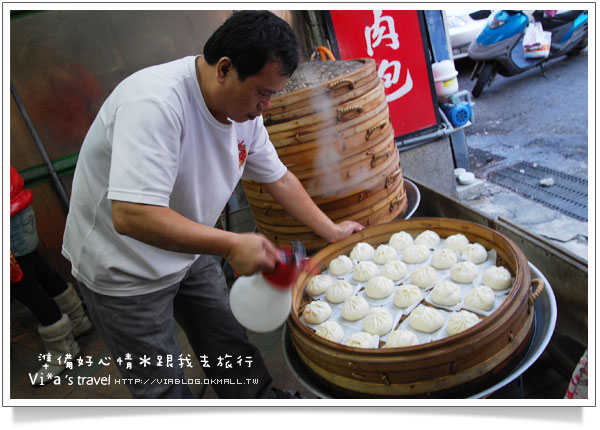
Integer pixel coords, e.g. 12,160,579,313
243,159,402,211
264,74,381,125
287,218,546,398
248,175,403,226
265,81,386,135
242,59,408,252
282,126,394,175
267,91,388,146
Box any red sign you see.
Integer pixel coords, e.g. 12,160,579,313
329,10,439,138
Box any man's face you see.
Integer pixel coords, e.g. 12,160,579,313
223,60,289,123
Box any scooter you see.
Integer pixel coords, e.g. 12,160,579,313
468,10,588,97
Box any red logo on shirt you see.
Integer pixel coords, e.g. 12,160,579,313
238,140,247,170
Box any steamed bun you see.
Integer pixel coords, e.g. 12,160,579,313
410,265,438,289
464,285,495,311
315,321,344,343
306,274,334,296
462,243,488,264
303,301,332,324
383,329,419,348
408,305,444,333
328,255,353,276
353,261,379,282
343,331,376,349
381,260,408,281
364,276,394,299
401,244,431,264
431,248,458,270
482,266,512,290
341,295,370,321
444,233,470,252
350,242,375,261
431,281,463,306
450,261,479,284
373,244,398,265
393,284,422,308
389,231,414,250
415,230,441,248
447,310,481,336
363,307,393,335
326,280,354,303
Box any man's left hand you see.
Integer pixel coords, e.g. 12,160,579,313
327,220,364,243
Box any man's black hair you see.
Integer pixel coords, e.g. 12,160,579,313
203,10,299,81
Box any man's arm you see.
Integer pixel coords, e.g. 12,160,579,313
111,201,278,275
262,170,364,242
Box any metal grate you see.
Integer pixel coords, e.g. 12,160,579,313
487,162,588,221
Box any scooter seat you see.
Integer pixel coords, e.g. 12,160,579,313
533,10,586,31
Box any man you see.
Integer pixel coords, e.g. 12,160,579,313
62,10,362,399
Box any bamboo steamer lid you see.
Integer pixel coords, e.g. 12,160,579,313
266,58,377,109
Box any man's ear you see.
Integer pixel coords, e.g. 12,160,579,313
215,57,233,84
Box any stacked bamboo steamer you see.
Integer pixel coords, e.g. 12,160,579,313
242,58,408,252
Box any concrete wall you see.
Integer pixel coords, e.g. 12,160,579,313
398,136,459,199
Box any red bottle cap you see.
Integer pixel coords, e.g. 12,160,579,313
262,245,298,290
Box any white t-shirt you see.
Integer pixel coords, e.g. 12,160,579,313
62,56,287,297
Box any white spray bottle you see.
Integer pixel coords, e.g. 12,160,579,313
229,240,308,333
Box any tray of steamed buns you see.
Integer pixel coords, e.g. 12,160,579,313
297,224,515,349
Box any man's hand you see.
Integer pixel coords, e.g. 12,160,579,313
326,220,364,243
226,232,279,276
263,171,365,244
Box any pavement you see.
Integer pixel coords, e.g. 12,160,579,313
458,178,588,263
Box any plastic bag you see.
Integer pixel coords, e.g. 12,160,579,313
523,21,551,58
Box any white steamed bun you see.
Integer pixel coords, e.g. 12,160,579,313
373,244,398,265
381,260,407,281
482,266,512,290
303,301,332,324
326,279,354,303
393,284,422,308
450,261,479,284
464,285,495,311
353,261,379,282
350,242,375,261
383,329,419,348
315,321,344,343
364,276,394,299
415,230,440,248
306,274,334,296
410,265,438,289
341,295,370,321
363,307,394,335
401,244,431,264
389,231,414,250
447,310,480,336
431,248,458,270
408,305,444,333
431,281,463,306
444,233,470,252
343,331,376,348
462,243,488,264
328,255,353,276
